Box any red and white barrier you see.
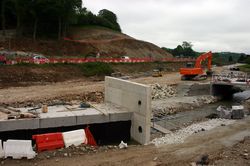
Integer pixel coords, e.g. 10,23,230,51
5,57,195,65
62,129,87,148
3,140,36,159
32,127,97,153
0,140,4,158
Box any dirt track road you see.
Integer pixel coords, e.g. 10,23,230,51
0,65,227,105
0,72,183,105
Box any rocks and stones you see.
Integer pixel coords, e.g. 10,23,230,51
151,119,235,146
119,141,128,149
151,84,176,100
231,107,245,119
196,154,209,165
217,106,232,119
216,105,245,119
152,95,217,117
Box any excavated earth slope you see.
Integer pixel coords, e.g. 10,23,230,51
0,27,172,59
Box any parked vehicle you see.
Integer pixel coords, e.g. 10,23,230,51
121,56,130,59
229,66,240,71
0,55,6,64
152,69,163,77
31,55,49,64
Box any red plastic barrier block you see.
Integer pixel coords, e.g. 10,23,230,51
85,127,97,146
32,132,64,152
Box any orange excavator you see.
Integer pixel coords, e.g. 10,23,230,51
180,51,212,80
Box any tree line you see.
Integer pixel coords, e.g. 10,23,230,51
162,41,197,57
0,0,121,40
162,41,249,65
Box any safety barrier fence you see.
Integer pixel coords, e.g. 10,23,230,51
5,57,195,65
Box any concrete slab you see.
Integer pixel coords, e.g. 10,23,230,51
0,105,132,132
0,119,39,132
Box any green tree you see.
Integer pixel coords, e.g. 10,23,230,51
228,55,233,62
28,0,47,41
12,0,30,37
182,41,193,49
182,41,196,57
173,45,184,57
98,9,121,32
1,0,6,36
238,54,246,63
53,0,82,40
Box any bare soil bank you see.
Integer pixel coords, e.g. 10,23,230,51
0,62,185,88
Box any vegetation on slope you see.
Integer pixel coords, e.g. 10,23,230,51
0,0,121,40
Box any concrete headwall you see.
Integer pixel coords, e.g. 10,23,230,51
188,83,211,96
105,77,151,144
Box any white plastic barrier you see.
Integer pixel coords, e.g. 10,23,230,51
62,129,87,148
0,140,4,158
4,140,36,159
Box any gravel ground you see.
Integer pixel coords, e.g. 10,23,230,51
151,118,235,146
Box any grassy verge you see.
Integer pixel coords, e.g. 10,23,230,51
239,64,250,72
12,62,114,76
78,62,114,76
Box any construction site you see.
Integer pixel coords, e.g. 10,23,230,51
0,49,250,165
0,0,250,165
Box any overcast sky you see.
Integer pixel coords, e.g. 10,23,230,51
84,0,250,54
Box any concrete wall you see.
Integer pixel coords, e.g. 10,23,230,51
105,76,151,145
188,83,211,96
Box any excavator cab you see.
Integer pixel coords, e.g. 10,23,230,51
186,62,194,68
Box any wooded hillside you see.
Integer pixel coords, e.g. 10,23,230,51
0,0,121,40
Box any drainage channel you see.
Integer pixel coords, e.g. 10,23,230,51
152,101,233,131
0,121,131,145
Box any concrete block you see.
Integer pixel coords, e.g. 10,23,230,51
62,129,87,148
0,140,4,158
4,140,36,159
231,109,244,119
131,113,150,144
76,114,110,125
0,119,40,132
109,112,132,122
105,77,151,145
39,116,76,128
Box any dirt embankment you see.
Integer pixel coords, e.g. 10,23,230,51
0,62,186,88
0,27,172,59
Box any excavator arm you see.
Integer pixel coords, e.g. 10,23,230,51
194,51,212,70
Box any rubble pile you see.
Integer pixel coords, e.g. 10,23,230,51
195,96,218,105
216,105,246,119
36,143,138,160
2,91,104,108
37,144,119,160
152,96,218,116
151,119,235,146
151,84,176,100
